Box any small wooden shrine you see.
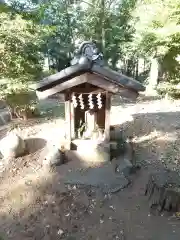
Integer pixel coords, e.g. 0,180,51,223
32,41,145,162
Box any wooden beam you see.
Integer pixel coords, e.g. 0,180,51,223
34,62,91,91
65,92,72,149
104,91,111,142
86,73,119,93
36,74,87,99
85,73,139,99
70,100,75,140
35,71,139,100
92,64,146,92
69,83,101,94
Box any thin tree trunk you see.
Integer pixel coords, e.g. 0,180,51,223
135,58,139,79
100,0,105,55
148,57,159,88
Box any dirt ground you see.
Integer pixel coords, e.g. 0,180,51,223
1,95,180,240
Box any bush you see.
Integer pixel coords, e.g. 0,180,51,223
0,83,39,120
156,82,180,99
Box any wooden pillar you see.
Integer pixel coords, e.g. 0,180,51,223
65,92,72,149
70,96,75,140
104,91,111,142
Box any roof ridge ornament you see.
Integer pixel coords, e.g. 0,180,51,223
71,41,104,66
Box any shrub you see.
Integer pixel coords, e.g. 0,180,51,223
0,83,39,120
156,81,180,99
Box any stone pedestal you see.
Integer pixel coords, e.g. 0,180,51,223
73,139,110,164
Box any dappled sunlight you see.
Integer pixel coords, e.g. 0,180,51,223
155,132,178,142
110,100,179,128
111,98,180,120
19,118,65,138
111,106,134,126
65,150,92,168
135,130,178,144
66,141,109,168
1,100,180,239
109,106,180,171
75,148,109,166
134,130,161,143
36,122,66,146
133,128,180,169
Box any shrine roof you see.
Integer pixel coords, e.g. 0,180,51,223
31,41,145,99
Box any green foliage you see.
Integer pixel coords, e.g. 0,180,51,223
0,1,50,109
1,0,180,100
156,81,180,99
0,11,45,81
0,82,39,117
131,0,180,73
77,0,136,67
38,0,79,70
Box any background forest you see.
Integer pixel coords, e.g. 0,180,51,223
1,0,180,103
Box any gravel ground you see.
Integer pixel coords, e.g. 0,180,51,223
1,96,180,239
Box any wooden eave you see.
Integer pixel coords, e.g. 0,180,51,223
36,72,138,100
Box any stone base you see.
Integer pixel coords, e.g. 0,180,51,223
72,139,110,164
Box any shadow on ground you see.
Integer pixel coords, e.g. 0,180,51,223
112,111,180,170
111,94,162,107
1,106,180,239
25,138,47,154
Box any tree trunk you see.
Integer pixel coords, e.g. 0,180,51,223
145,170,180,214
100,0,105,55
135,58,139,79
148,57,159,88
